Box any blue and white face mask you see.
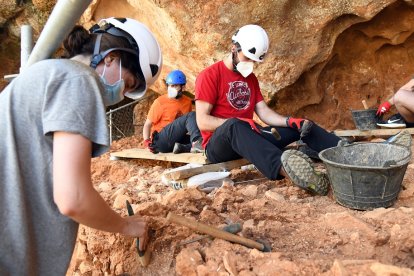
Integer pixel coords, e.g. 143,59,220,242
100,59,125,106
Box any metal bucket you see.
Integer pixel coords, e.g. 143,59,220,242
319,143,411,210
351,109,378,130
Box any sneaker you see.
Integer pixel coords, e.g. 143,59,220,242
172,143,191,154
385,130,412,148
377,113,406,128
190,139,204,153
281,149,329,195
197,179,226,193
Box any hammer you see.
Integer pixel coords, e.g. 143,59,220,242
260,127,281,140
362,100,369,110
167,212,271,252
178,223,242,246
126,200,152,267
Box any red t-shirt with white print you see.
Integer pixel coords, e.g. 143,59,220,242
195,61,264,148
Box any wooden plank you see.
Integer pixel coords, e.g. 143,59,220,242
163,159,250,181
110,148,209,164
334,128,414,138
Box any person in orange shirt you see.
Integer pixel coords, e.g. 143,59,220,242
143,70,203,153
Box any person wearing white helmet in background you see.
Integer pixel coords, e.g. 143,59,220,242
143,69,203,154
0,17,161,274
195,24,343,196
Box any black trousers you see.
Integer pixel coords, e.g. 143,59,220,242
205,118,340,180
152,111,201,153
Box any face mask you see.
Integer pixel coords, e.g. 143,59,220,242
167,86,179,98
100,59,125,106
236,61,254,78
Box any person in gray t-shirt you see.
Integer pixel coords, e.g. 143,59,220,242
0,17,162,275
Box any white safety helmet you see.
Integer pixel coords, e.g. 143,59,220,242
231,24,269,62
90,17,163,99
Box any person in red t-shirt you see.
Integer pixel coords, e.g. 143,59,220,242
143,70,203,154
195,24,342,196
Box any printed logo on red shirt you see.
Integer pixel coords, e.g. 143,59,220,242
226,81,251,110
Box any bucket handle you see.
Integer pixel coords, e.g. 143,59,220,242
382,154,411,168
350,170,355,200
350,169,389,199
382,173,388,199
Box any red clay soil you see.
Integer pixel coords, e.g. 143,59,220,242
67,136,414,275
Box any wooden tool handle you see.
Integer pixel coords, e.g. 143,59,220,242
164,159,250,181
270,127,281,140
362,100,369,110
167,212,265,251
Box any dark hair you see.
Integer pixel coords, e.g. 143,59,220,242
63,26,92,58
63,25,141,79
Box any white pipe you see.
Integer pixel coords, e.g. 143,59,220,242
25,0,93,68
20,25,33,71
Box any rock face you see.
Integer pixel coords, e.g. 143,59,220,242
1,0,414,130
2,3,414,275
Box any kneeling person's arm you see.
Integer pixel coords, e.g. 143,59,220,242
195,100,227,131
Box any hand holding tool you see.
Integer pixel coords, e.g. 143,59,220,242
126,200,151,267
286,117,310,131
376,101,391,116
237,117,281,140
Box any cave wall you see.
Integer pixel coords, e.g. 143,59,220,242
0,0,55,91
1,0,414,130
275,1,414,130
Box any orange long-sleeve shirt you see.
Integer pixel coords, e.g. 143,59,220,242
147,94,192,133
